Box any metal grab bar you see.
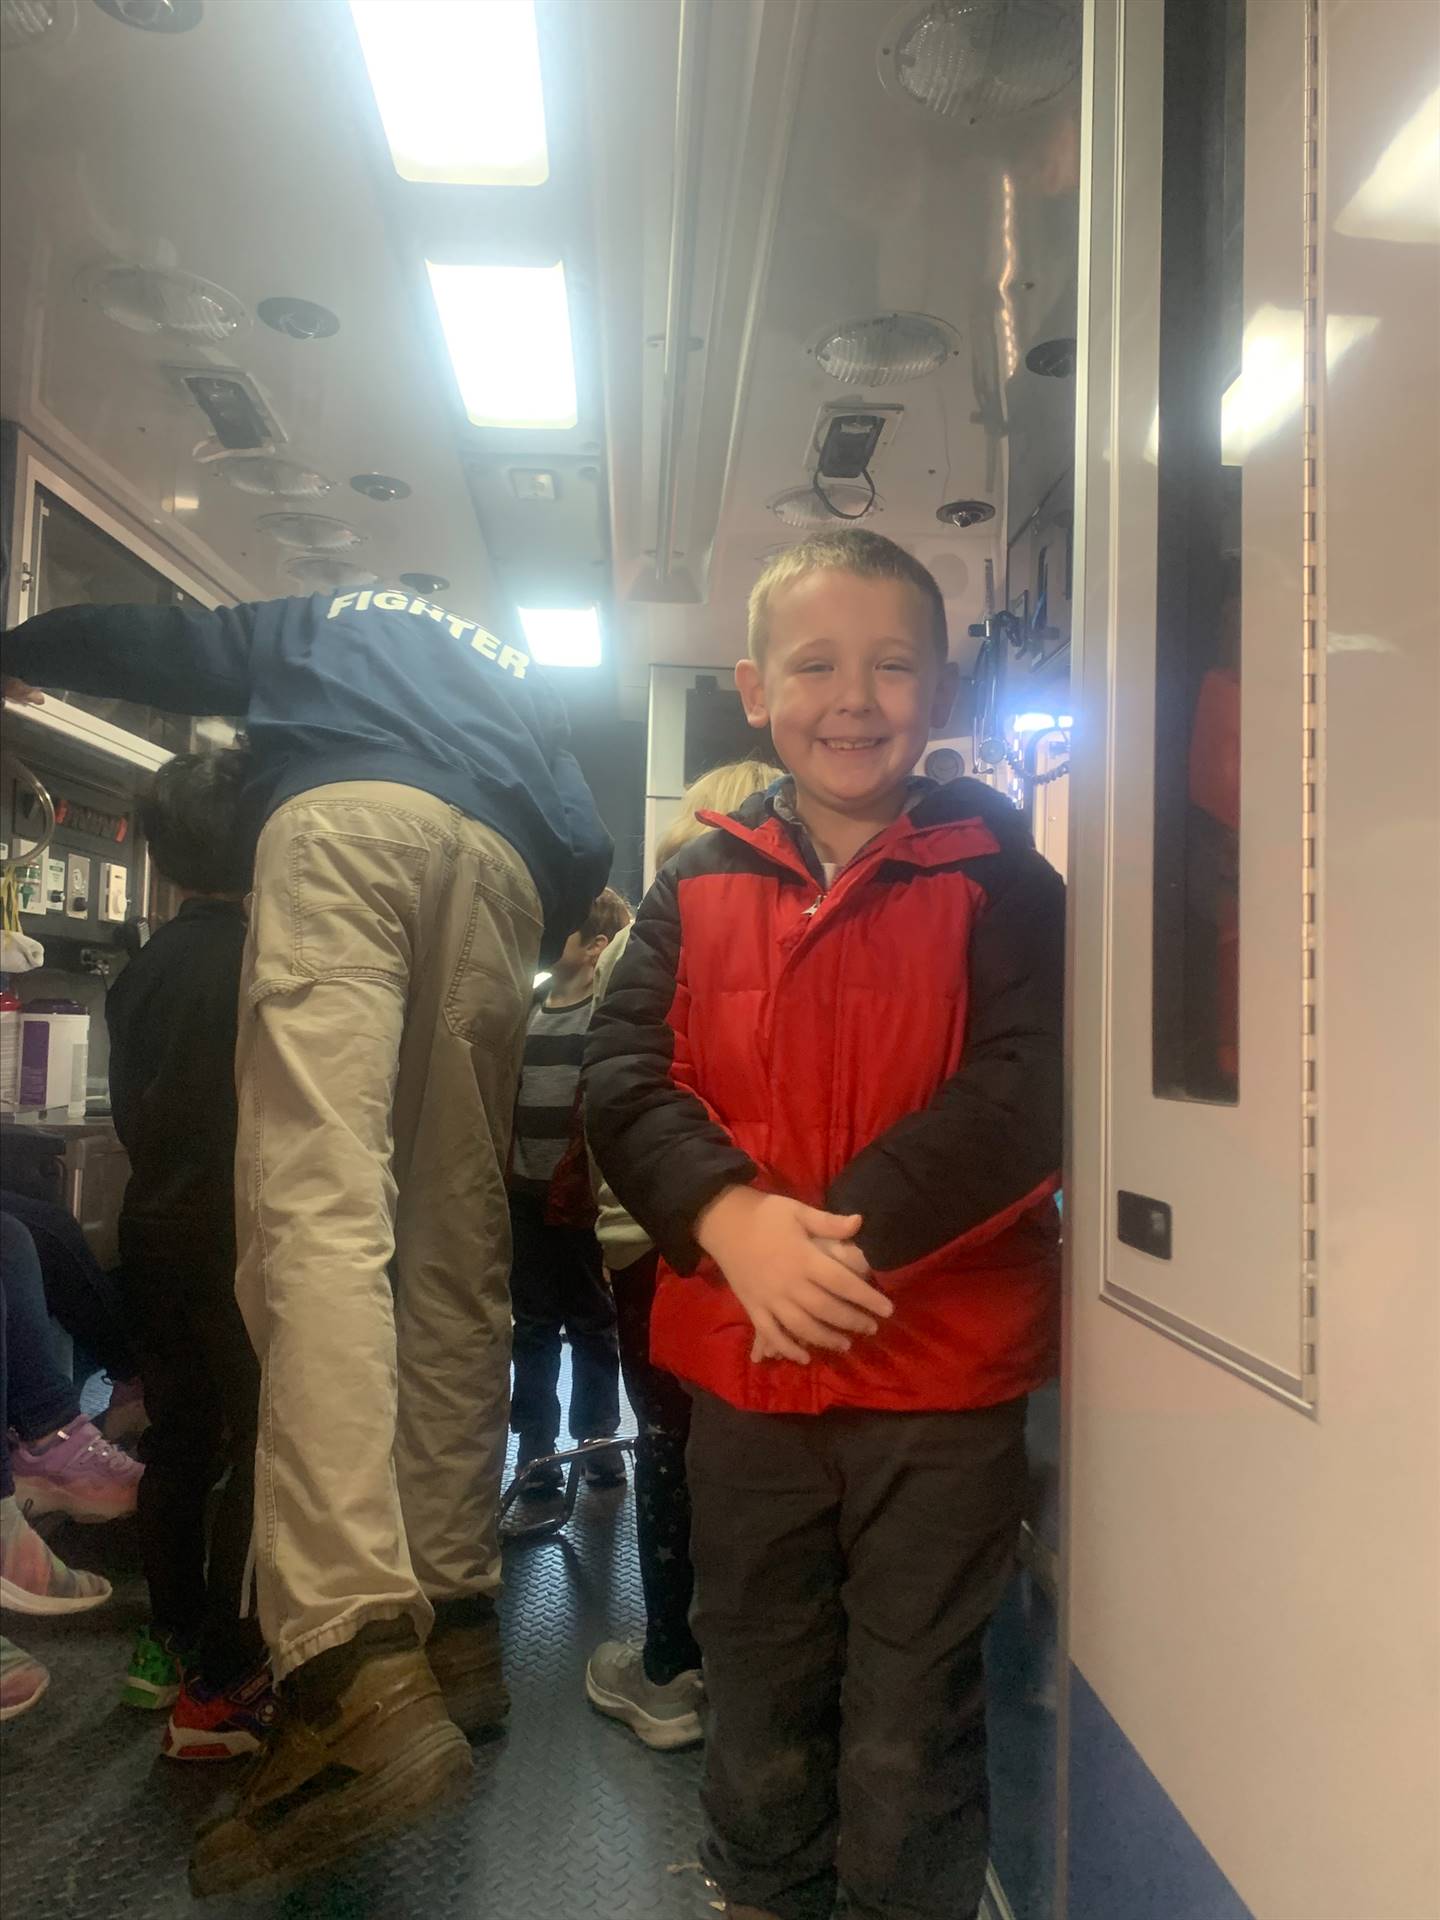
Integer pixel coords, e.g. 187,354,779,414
1,756,56,871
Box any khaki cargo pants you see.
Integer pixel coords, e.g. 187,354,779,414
233,782,542,1680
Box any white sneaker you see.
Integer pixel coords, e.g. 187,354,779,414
585,1641,703,1750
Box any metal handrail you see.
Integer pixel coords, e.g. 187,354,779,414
1,756,56,872
499,1436,637,1544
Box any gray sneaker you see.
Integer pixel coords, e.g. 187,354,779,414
585,1641,703,1750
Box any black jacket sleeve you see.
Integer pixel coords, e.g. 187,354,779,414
827,849,1065,1272
584,864,757,1273
4,601,256,715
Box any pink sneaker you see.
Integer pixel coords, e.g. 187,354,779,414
11,1418,144,1523
0,1636,49,1721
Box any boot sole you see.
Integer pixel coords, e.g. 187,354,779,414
584,1669,704,1751
188,1718,472,1898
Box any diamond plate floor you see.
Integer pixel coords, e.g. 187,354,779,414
0,1384,723,1920
1,1367,1056,1920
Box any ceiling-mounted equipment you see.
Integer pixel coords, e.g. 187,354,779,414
936,497,995,528
81,264,246,343
350,473,411,503
258,296,341,342
258,513,366,553
215,456,333,499
1025,336,1077,377
814,312,959,387
1,0,69,50
879,2,1081,124
92,0,202,31
399,572,450,595
509,469,559,502
171,370,281,451
284,556,379,591
816,413,887,482
769,483,881,530
924,746,966,783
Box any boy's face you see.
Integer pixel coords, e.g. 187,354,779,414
735,570,956,824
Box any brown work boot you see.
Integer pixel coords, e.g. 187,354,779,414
188,1618,471,1898
426,1593,510,1737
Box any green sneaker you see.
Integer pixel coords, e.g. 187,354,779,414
121,1625,180,1710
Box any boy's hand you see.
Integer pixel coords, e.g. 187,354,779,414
1,676,43,707
696,1187,893,1366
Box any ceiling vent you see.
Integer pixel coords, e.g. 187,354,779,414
170,369,281,450
350,473,411,503
769,483,881,530
92,0,202,30
814,313,958,387
284,556,379,591
258,296,340,341
258,513,366,553
215,455,332,499
399,572,450,595
81,264,246,343
880,2,1081,124
1,0,70,49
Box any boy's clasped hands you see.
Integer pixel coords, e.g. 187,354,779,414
695,1187,893,1365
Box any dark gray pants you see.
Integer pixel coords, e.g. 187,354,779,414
688,1391,1028,1920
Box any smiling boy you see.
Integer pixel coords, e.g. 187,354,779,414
586,529,1065,1920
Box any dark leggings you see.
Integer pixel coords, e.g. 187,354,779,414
1,1211,85,1498
0,1190,139,1382
121,1219,264,1685
611,1251,701,1686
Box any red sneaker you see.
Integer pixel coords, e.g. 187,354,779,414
162,1663,277,1762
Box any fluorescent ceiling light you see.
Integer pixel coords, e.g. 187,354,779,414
427,261,578,429
1335,88,1440,244
518,606,602,668
348,0,549,187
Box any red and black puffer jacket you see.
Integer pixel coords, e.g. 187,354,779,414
584,778,1064,1415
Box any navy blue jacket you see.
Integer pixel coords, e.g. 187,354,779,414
4,589,612,959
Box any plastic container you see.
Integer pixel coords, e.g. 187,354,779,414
19,998,90,1119
0,976,21,1114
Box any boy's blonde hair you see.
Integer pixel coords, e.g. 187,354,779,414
746,527,949,665
653,759,782,871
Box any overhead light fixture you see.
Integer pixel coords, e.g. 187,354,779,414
257,295,341,341
258,513,366,552
348,0,549,187
814,313,958,386
400,571,450,595
350,473,411,502
769,483,880,528
81,264,247,343
216,455,334,499
881,2,1080,124
284,555,379,591
1335,87,1440,244
427,261,578,430
518,607,602,669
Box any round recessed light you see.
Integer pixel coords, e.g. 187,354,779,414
815,312,958,386
936,497,995,528
924,746,966,782
1,0,69,49
399,572,450,595
882,2,1080,124
1025,336,1077,377
258,513,366,552
284,555,379,591
350,473,411,503
215,455,334,499
79,263,246,343
258,296,341,341
769,483,881,529
91,0,202,32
